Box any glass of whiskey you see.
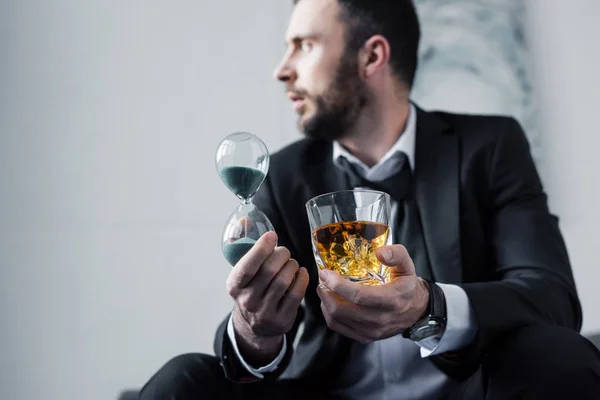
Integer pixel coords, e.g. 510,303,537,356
306,190,391,285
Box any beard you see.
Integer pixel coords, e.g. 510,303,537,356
296,52,368,141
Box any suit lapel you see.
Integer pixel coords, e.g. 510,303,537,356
414,106,462,284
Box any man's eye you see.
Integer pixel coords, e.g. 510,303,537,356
300,41,312,52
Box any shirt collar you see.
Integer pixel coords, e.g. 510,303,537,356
333,104,417,181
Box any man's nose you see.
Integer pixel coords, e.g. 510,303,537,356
273,57,296,83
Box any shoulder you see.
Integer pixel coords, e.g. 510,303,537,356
270,137,330,161
268,138,331,176
432,110,526,146
426,110,531,167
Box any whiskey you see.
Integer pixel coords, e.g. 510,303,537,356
313,221,390,286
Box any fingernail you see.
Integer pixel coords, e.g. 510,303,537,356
380,248,392,262
265,232,278,244
319,269,332,283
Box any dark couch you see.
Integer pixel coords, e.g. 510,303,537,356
118,333,600,400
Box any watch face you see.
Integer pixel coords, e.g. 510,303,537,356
411,320,444,341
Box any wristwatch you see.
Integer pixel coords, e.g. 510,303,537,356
402,278,447,341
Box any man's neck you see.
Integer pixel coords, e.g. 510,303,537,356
338,99,411,168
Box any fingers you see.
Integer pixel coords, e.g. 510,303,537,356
231,217,253,238
280,267,309,313
317,285,383,327
317,285,364,325
320,303,372,344
239,216,252,234
318,269,393,310
225,218,253,244
250,246,292,295
226,231,278,297
263,258,299,304
376,244,415,277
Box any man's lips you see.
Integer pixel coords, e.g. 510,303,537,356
288,92,307,111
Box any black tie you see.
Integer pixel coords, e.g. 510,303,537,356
338,153,411,206
338,154,433,280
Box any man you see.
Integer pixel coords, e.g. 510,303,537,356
140,0,600,398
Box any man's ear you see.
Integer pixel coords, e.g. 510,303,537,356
359,35,391,78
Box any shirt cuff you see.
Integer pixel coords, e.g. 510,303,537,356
417,283,478,357
226,314,287,379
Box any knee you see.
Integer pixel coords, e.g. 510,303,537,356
488,325,599,386
139,353,222,399
162,353,220,376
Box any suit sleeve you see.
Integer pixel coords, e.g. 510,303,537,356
432,118,582,380
213,172,305,383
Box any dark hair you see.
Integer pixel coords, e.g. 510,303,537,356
293,0,421,89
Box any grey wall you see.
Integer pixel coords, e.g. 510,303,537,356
1,1,296,399
527,0,600,336
1,1,599,399
412,0,539,160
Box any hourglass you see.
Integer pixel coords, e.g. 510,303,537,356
216,132,275,266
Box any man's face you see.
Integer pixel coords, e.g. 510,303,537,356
274,0,368,141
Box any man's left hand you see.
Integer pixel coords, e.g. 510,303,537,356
317,244,429,344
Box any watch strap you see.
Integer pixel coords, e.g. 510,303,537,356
402,278,447,341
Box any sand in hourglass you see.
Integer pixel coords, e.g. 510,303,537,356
223,237,257,266
218,166,266,200
217,131,274,267
219,165,266,266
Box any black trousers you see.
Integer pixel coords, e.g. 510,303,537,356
139,325,600,400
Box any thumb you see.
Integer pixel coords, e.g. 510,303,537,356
376,245,416,278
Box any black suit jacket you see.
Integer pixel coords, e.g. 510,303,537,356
214,106,582,386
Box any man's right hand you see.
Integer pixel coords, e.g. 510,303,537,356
226,231,310,366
